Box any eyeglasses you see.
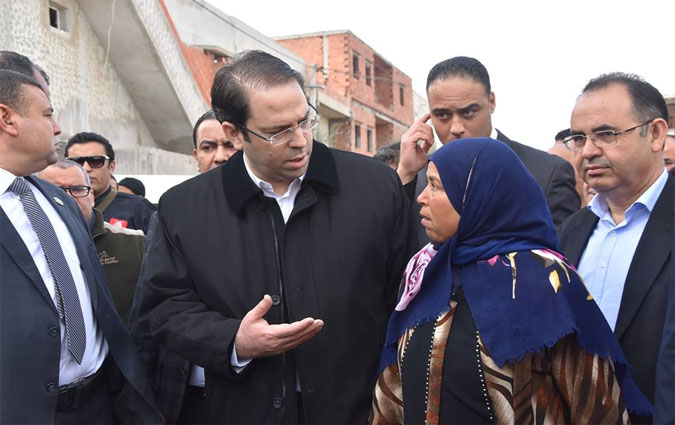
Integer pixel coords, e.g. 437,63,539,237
562,120,654,151
237,104,320,146
61,185,91,198
66,155,111,168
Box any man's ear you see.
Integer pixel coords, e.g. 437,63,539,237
488,92,496,114
0,104,19,136
192,148,198,161
222,121,245,151
108,159,116,174
649,118,668,153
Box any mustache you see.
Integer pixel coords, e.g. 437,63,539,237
583,157,611,168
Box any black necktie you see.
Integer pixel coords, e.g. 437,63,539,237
9,177,87,364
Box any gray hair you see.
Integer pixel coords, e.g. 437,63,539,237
50,159,91,185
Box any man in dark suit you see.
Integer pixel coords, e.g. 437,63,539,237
655,245,675,424
398,56,579,244
0,64,159,423
559,72,673,422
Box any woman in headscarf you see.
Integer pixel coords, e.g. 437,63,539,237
370,138,651,425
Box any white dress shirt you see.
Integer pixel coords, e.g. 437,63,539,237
0,168,108,385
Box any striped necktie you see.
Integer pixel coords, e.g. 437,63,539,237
9,177,87,364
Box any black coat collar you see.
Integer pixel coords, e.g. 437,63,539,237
222,140,339,216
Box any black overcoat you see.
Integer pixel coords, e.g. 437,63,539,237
134,141,413,424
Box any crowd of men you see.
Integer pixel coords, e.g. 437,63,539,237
0,48,673,425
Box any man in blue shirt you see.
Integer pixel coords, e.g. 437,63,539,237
559,73,673,422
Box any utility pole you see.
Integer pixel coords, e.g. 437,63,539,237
306,64,326,145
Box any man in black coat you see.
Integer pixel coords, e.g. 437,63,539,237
559,73,673,423
128,111,235,424
0,62,159,423
133,51,412,424
397,56,579,245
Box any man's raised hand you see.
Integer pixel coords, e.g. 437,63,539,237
234,295,324,359
397,112,435,184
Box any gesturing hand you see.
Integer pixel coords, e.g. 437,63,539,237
397,112,435,184
234,295,324,359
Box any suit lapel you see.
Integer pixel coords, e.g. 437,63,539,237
564,209,598,266
0,208,58,310
495,129,508,143
615,177,674,339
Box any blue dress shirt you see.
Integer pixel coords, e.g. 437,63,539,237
578,169,669,330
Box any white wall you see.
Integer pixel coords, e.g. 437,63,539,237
2,0,157,149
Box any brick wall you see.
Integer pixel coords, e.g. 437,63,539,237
352,103,377,155
666,96,674,128
278,31,414,154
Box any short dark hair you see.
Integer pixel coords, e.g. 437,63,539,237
65,131,115,160
0,69,42,114
582,73,668,126
555,128,570,142
373,142,401,165
211,50,305,134
118,177,145,197
192,109,217,148
0,51,49,85
426,56,491,94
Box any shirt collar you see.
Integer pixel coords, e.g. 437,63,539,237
222,142,339,216
0,167,19,196
588,168,669,220
242,153,305,198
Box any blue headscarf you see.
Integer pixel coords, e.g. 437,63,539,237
380,138,652,415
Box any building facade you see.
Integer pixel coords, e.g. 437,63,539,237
666,95,674,129
2,0,306,175
276,31,414,155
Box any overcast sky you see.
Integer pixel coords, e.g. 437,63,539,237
209,0,674,151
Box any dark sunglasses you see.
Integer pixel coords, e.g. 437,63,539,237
66,155,110,168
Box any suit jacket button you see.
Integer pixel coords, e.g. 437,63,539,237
46,382,57,393
272,397,283,409
271,295,281,306
48,327,59,337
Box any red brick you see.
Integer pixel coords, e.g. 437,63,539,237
277,31,414,156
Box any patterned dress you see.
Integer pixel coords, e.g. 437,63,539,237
371,251,631,425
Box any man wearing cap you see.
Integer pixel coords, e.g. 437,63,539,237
118,177,147,198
